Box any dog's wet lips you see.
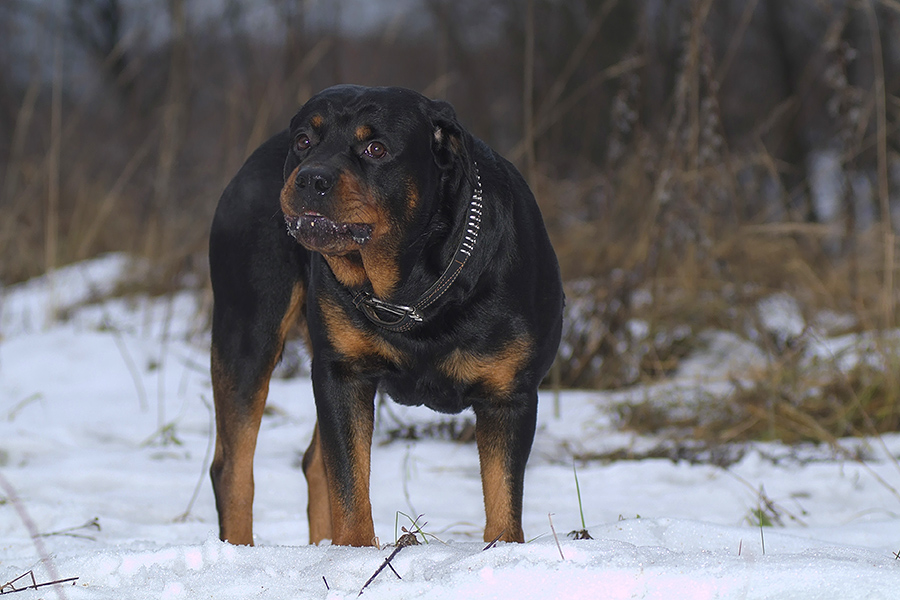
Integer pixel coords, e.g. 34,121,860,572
284,212,372,248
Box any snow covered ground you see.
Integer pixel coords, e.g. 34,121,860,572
1,255,899,599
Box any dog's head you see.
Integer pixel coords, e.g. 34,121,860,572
281,85,470,263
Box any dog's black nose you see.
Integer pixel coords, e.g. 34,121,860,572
296,167,334,195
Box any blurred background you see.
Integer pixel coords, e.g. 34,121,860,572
1,0,899,421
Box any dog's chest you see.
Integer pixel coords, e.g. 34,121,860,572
377,334,531,413
378,361,474,414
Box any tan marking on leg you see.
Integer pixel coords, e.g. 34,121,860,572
211,284,304,546
211,350,268,546
302,424,332,544
476,424,523,543
440,336,533,397
327,404,376,546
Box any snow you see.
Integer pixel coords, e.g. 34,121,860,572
2,255,900,599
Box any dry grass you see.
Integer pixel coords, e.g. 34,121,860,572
1,3,899,448
615,356,900,446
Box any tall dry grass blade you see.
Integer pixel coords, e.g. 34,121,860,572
75,138,154,260
508,56,643,162
863,0,895,330
523,0,536,189
536,0,621,125
715,0,761,83
2,73,40,207
44,32,63,324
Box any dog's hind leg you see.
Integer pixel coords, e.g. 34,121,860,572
209,279,303,545
208,129,308,545
301,422,333,544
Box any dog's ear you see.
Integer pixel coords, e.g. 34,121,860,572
428,100,469,171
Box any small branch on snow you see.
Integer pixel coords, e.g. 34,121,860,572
0,571,79,595
0,472,68,600
358,531,419,596
39,517,101,540
482,529,506,551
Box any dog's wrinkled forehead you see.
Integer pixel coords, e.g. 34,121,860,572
291,85,431,141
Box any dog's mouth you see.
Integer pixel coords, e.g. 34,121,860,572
284,211,373,252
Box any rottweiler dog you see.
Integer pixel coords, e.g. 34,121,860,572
209,85,563,547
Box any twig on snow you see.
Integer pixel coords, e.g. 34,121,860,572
358,531,419,596
38,517,100,540
0,472,68,600
0,571,78,595
482,529,506,551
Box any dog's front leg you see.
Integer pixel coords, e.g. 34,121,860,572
311,362,378,546
474,391,539,543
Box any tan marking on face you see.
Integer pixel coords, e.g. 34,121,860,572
281,166,300,216
405,178,419,217
311,114,324,128
331,173,399,298
318,295,404,364
332,172,385,235
440,336,533,398
355,125,372,141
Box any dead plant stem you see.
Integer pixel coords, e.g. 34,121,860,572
523,0,536,189
862,0,895,331
45,33,63,324
0,473,66,600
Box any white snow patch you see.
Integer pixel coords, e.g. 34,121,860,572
1,256,900,599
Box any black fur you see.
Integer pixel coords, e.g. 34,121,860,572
209,85,564,546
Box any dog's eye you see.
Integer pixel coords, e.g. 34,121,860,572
364,141,387,159
294,134,311,153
